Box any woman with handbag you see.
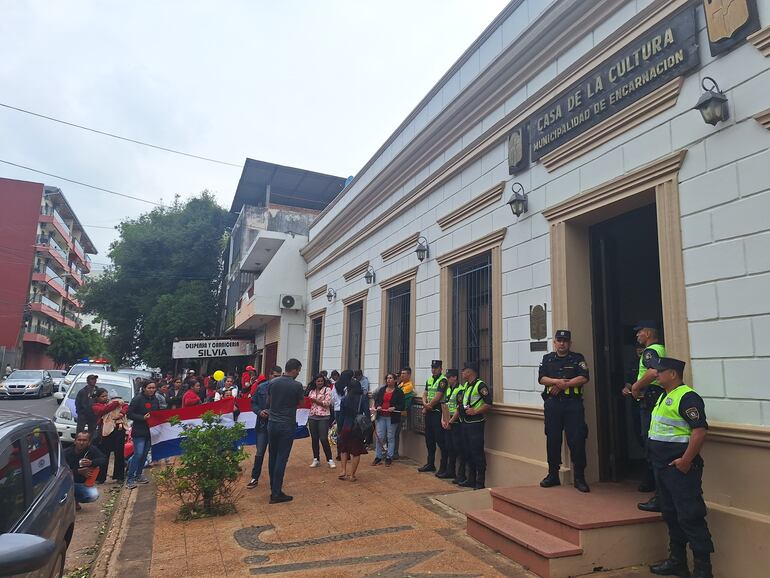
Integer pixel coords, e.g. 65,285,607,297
337,375,370,482
372,373,405,467
92,388,129,484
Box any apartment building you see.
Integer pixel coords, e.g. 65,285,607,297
218,159,345,379
0,177,96,369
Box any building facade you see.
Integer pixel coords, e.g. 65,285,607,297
302,0,770,574
0,178,96,369
221,159,345,380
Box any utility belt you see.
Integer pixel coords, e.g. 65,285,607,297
541,387,583,401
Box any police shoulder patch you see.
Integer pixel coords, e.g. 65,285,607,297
578,361,588,370
480,386,490,396
685,407,700,421
665,398,673,406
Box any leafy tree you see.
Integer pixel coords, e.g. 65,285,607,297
48,326,112,366
78,193,233,369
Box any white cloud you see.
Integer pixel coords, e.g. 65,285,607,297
0,0,510,259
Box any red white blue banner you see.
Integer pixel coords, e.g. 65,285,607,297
147,397,311,460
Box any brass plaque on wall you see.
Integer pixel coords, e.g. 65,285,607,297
530,304,547,341
410,398,426,435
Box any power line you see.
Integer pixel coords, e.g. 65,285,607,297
0,159,161,206
0,102,242,168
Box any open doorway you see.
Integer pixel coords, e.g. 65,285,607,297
590,203,663,482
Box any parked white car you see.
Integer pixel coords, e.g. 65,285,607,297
53,372,133,444
53,363,112,404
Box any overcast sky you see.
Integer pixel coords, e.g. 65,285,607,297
0,1,510,267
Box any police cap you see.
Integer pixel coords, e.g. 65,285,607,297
647,356,686,376
431,359,443,369
445,369,459,378
633,320,658,331
554,329,571,341
463,361,479,373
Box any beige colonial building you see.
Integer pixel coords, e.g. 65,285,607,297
302,1,770,575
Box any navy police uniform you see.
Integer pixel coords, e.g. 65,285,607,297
646,356,714,578
458,361,492,490
538,330,590,492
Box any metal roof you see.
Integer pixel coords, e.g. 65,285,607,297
230,159,346,213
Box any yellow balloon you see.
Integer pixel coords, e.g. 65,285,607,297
213,370,225,381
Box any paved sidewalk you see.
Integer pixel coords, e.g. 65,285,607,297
63,483,121,576
149,439,532,577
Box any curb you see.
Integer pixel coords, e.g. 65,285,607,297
90,486,135,578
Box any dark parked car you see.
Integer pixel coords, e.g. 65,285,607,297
0,371,54,399
0,410,75,577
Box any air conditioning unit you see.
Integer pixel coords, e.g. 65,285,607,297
279,294,303,311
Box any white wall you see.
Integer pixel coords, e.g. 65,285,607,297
306,0,770,426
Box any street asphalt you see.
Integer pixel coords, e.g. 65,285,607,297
0,393,60,420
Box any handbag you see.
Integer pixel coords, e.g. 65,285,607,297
353,395,372,435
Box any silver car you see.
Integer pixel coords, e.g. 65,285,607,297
54,363,112,404
0,370,54,399
54,373,133,445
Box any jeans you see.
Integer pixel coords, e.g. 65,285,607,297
267,421,295,497
393,421,402,457
250,427,269,480
308,418,332,461
127,436,151,483
375,417,396,459
74,482,99,503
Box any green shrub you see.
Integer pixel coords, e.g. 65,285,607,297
154,411,248,520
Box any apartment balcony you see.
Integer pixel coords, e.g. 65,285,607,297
30,294,63,323
68,265,84,286
24,325,52,345
31,266,67,298
62,309,79,328
39,207,72,243
70,237,91,271
35,236,69,270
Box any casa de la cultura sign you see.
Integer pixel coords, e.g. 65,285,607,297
172,339,254,359
515,7,699,166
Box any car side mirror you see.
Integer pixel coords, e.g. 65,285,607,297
0,533,57,574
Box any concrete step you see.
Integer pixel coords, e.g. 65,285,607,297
467,508,582,578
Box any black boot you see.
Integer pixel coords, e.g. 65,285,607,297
540,469,561,488
650,543,689,577
474,470,485,490
690,553,713,578
638,494,661,512
418,462,436,473
452,459,467,485
458,468,476,488
438,457,455,479
638,468,656,492
435,455,448,478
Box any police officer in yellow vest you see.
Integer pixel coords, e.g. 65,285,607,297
440,369,464,482
418,360,449,474
646,356,714,578
538,330,590,493
458,361,492,489
623,320,666,512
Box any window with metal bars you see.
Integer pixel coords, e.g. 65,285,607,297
310,315,323,378
346,301,364,370
386,282,411,375
451,252,492,384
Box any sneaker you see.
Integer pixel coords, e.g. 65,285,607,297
269,493,293,504
126,481,137,489
246,478,258,489
327,459,336,469
137,476,150,484
309,459,320,468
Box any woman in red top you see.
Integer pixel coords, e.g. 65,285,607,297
183,381,202,407
91,387,129,483
372,373,405,467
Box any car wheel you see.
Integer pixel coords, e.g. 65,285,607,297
49,547,65,578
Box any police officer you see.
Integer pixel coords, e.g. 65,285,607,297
447,372,469,485
440,369,462,481
418,360,448,474
458,361,492,489
623,320,666,512
538,330,590,493
646,356,714,578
